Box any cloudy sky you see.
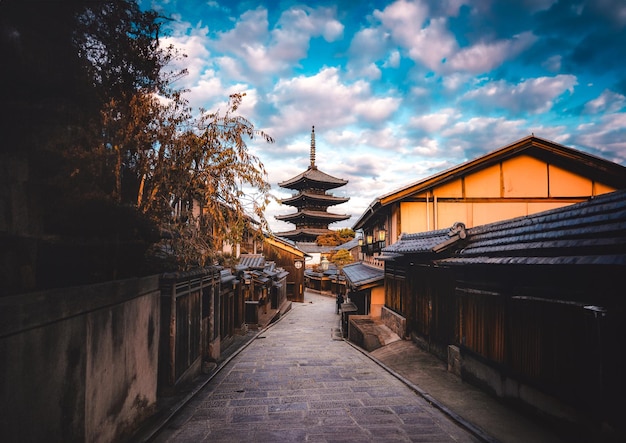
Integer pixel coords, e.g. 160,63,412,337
144,0,626,233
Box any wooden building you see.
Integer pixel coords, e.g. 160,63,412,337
262,235,307,302
352,135,626,318
275,126,350,242
354,135,626,255
237,254,290,327
381,189,626,437
341,262,384,317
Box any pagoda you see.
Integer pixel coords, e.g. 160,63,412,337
275,126,350,242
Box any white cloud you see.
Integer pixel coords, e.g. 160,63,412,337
462,75,578,114
584,89,626,114
441,116,530,155
266,67,400,139
575,112,626,163
213,5,343,81
160,28,211,88
444,32,537,74
370,1,537,75
384,50,401,68
542,54,562,72
442,73,473,91
409,108,459,133
373,1,458,72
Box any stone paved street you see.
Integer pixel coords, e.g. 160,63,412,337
152,292,480,442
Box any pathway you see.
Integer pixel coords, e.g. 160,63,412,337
152,291,480,442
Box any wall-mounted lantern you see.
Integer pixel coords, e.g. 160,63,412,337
377,228,387,250
358,236,367,255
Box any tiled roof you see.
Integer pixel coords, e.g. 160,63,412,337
275,209,350,222
273,228,335,240
381,223,467,256
278,166,348,190
238,254,265,269
333,238,360,251
281,191,349,206
295,242,334,254
438,190,626,266
342,262,384,288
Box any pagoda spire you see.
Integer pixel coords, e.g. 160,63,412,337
310,125,316,168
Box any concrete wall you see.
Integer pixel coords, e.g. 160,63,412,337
0,276,160,443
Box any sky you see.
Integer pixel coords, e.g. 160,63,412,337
143,0,626,233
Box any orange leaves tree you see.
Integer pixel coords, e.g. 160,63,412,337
316,228,356,246
69,2,275,272
3,0,273,281
139,93,273,270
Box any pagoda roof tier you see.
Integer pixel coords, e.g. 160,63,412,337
275,209,350,223
274,227,334,241
280,191,349,207
278,166,348,191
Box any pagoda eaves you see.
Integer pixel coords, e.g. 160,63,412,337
278,166,348,191
280,191,349,207
276,227,335,242
275,209,350,224
274,126,350,243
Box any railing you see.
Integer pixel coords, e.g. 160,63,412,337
159,268,220,388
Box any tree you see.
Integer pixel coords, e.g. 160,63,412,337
143,93,273,270
1,0,273,292
329,249,354,268
316,228,356,246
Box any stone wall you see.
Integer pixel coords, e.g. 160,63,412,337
0,276,160,443
380,306,406,338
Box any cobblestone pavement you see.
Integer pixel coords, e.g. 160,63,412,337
152,292,480,442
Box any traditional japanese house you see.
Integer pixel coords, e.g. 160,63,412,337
381,189,626,437
353,135,626,318
354,135,626,257
341,262,384,317
218,268,244,353
262,234,307,302
237,254,290,327
275,126,350,242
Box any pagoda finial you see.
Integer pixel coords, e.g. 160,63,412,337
310,125,316,168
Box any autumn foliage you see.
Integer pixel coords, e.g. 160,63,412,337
316,229,356,246
1,0,273,292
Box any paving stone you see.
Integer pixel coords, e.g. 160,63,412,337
152,292,480,442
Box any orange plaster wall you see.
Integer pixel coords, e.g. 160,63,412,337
594,182,617,195
370,285,385,318
437,202,471,229
433,179,463,197
528,201,573,215
400,201,429,233
549,165,592,196
465,164,501,198
502,156,548,197
473,202,528,226
392,154,619,236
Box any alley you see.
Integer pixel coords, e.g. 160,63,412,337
152,292,480,442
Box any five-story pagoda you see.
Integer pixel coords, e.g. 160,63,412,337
275,126,350,242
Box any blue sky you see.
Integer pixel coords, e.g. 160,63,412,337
144,0,626,233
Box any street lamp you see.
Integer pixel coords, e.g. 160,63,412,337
320,256,329,271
